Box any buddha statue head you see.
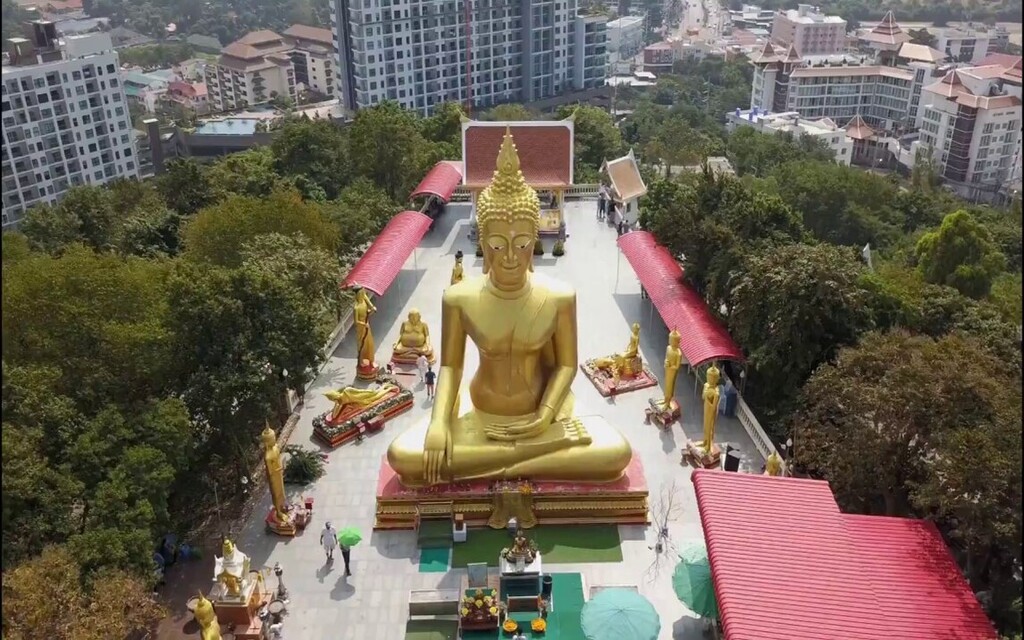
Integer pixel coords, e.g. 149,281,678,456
408,309,422,325
221,538,235,557
455,250,464,264
668,329,680,348
194,591,216,626
476,128,541,291
631,322,640,335
706,364,721,388
260,424,276,450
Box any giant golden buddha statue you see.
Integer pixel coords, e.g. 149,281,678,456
386,129,632,486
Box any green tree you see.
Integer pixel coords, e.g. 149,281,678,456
556,104,625,171
327,178,402,262
348,100,431,200
181,188,340,268
207,147,290,199
271,118,350,199
157,157,218,216
1,545,165,640
421,101,466,150
481,103,534,121
916,210,1007,298
1,246,173,410
729,243,873,428
239,233,344,325
726,127,834,177
20,186,119,253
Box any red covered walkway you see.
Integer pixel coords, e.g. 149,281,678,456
616,231,743,368
410,161,463,203
342,211,432,296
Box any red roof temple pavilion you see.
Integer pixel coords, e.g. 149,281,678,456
692,470,998,640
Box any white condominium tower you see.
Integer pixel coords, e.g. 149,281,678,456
331,0,608,115
2,24,138,228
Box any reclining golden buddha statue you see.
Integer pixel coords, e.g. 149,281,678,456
386,129,632,487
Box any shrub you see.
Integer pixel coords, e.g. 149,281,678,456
552,240,565,256
283,445,326,484
533,241,545,256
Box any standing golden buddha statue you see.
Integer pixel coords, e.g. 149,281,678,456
353,286,378,380
261,425,295,535
450,250,465,286
701,365,721,454
193,592,223,640
386,129,632,487
660,330,683,409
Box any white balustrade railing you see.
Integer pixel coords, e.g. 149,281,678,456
735,395,779,463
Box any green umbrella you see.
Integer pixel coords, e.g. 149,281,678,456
672,542,719,619
580,588,661,640
336,527,363,547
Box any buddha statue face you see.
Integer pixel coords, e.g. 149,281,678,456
222,538,235,557
669,329,680,347
408,309,422,325
476,128,540,292
631,322,640,335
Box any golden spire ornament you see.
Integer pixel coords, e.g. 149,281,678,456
476,127,541,235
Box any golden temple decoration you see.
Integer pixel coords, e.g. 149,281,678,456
385,129,632,487
765,451,784,476
391,309,435,365
214,539,250,598
194,592,222,640
592,323,643,384
353,287,378,379
488,481,538,529
325,383,399,421
701,365,722,454
261,425,293,532
451,250,465,286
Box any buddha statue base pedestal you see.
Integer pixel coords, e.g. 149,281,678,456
313,384,414,449
264,503,310,537
210,576,269,639
580,358,658,398
355,359,380,381
390,351,435,367
374,455,649,530
683,441,722,469
645,398,680,429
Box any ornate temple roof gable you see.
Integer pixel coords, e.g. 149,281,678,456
461,120,575,188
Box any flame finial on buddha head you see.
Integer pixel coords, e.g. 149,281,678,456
476,127,541,238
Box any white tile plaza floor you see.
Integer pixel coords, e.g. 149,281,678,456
233,201,764,640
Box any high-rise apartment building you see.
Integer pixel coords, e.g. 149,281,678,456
770,4,846,56
914,60,1022,202
2,26,138,228
331,0,608,116
205,30,298,112
282,25,336,98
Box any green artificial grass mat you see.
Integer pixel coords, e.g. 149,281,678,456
418,546,451,573
404,619,459,640
451,525,622,568
460,573,587,640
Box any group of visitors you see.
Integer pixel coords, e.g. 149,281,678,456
597,183,632,236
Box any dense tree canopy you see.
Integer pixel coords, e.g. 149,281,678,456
917,210,1007,299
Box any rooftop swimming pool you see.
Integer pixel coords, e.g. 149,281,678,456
193,118,263,135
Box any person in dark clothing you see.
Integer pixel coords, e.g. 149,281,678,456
424,366,436,399
340,541,352,576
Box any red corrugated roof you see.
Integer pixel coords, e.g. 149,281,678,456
342,211,432,296
692,471,997,640
616,231,744,367
463,123,572,188
410,161,463,203
846,515,998,639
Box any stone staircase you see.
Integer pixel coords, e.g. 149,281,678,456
416,501,454,549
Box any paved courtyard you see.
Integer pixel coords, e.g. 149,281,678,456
231,200,764,640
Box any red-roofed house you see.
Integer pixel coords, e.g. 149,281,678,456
692,470,998,640
462,119,574,237
166,80,209,114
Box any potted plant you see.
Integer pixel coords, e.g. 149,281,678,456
552,240,565,256
533,240,545,256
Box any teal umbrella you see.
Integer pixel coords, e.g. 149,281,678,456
580,588,661,640
672,542,719,619
336,527,363,547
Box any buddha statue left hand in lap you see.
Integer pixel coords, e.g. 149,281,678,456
386,128,632,487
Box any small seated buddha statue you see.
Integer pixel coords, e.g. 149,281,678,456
214,538,250,598
193,591,222,640
386,128,632,487
451,250,465,286
592,323,643,383
325,383,399,422
391,309,435,365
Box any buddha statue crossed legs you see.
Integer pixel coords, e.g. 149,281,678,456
387,129,632,487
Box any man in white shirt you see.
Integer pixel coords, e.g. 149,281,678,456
416,353,429,384
320,522,337,561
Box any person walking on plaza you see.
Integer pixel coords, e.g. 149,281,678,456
424,365,436,400
340,541,353,576
416,353,429,383
597,184,608,220
320,522,337,562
